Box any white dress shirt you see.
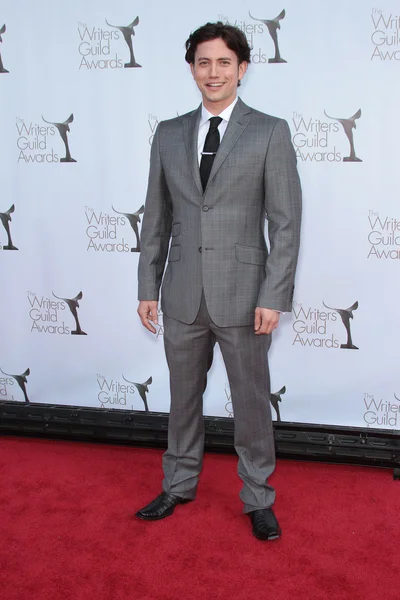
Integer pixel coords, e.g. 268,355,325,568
197,97,238,165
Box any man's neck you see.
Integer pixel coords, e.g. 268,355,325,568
202,96,238,116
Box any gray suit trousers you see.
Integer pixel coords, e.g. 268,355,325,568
162,293,276,513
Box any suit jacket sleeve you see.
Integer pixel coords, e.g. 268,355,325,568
257,118,302,312
138,123,173,301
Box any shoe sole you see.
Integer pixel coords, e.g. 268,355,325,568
135,509,175,521
253,531,281,541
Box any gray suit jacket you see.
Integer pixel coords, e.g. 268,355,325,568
138,98,302,327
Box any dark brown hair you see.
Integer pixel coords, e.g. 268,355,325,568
185,22,251,65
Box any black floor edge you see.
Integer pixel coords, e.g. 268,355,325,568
1,401,400,478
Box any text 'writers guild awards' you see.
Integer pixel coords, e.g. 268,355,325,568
249,9,287,63
105,16,141,68
0,24,9,73
52,291,87,335
324,109,362,162
0,205,18,250
0,368,30,403
42,114,77,163
122,375,152,411
112,205,144,252
323,301,359,350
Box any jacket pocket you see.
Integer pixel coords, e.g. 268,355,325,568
168,244,181,262
235,244,266,266
171,222,181,237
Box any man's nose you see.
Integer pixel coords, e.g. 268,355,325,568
209,63,219,77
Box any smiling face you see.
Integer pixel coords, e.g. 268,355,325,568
190,38,247,115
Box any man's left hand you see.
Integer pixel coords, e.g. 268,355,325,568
254,307,280,335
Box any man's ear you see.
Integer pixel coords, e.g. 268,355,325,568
238,61,248,82
190,63,195,78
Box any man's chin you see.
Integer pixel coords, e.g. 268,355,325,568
204,92,225,104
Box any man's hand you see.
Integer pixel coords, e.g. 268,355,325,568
254,307,280,335
137,300,159,334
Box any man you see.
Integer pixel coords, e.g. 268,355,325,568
136,22,301,541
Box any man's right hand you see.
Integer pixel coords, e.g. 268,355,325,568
137,300,159,334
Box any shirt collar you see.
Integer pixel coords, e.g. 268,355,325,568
200,96,238,127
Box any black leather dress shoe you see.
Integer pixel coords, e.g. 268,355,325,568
248,508,282,540
135,492,191,521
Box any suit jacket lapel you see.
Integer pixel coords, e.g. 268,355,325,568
182,104,203,195
182,99,252,195
206,98,252,190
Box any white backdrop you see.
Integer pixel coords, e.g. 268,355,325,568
1,0,400,431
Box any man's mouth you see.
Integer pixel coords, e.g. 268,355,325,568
206,83,224,88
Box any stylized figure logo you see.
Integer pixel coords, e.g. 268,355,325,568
105,16,141,68
324,109,362,162
0,368,30,403
42,114,77,163
0,204,18,250
52,291,87,335
249,9,287,63
122,375,152,411
112,205,144,252
0,24,9,73
270,386,286,422
323,300,359,349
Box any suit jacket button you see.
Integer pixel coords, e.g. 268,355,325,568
202,205,209,212
198,246,202,253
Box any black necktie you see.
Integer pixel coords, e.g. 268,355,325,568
200,116,223,191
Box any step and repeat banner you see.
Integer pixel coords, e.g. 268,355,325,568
1,0,400,431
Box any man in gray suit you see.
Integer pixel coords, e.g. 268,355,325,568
136,22,301,540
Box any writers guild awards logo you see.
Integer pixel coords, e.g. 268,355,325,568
121,375,152,411
105,16,141,68
85,205,145,252
112,205,144,252
225,383,286,419
148,113,179,147
224,383,234,417
148,114,159,146
248,9,287,63
0,368,30,403
0,24,9,73
371,9,400,61
367,210,400,260
324,109,362,162
291,299,365,349
96,374,151,410
323,301,359,350
0,205,18,250
52,291,87,335
270,386,286,422
291,109,362,163
363,392,400,427
42,114,76,163
216,13,269,63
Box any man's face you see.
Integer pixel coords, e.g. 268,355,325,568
190,38,247,113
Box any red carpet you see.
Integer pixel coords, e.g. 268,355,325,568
0,436,399,600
